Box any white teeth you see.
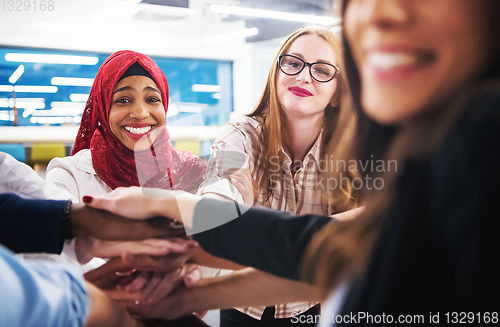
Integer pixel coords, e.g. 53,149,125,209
368,52,416,69
123,126,152,134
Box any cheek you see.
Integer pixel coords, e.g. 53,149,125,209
343,3,360,54
276,78,288,103
108,106,123,133
320,81,338,106
154,105,166,126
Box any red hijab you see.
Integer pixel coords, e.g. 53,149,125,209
72,50,206,191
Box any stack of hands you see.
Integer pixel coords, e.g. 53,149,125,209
74,187,209,326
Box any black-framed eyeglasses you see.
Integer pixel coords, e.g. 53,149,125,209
278,54,339,83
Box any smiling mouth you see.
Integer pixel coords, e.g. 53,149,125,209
367,51,436,70
123,125,153,135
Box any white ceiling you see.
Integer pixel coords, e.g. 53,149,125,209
0,0,339,60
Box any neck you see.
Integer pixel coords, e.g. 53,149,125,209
284,113,323,163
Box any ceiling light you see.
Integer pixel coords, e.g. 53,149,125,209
91,0,142,22
15,85,58,93
205,27,259,45
0,85,58,93
70,93,90,102
5,53,98,65
0,85,13,92
31,107,84,116
8,65,25,84
135,3,197,18
0,98,45,109
49,107,85,115
0,112,15,121
209,5,339,25
22,108,37,118
50,101,86,108
51,77,94,87
192,84,222,92
30,116,67,124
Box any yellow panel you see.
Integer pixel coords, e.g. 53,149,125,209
31,143,66,164
173,141,201,156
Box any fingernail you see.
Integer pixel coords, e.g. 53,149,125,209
82,196,93,204
134,300,140,305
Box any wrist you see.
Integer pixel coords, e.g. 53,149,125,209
151,197,168,217
69,202,88,237
182,285,202,315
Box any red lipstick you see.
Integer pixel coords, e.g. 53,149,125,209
289,86,312,97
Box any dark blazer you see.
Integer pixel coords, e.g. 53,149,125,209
0,193,65,254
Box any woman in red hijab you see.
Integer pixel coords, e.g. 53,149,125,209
46,50,206,202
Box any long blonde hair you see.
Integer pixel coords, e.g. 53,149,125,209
248,25,359,213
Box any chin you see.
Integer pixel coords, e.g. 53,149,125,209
363,104,404,125
362,93,425,125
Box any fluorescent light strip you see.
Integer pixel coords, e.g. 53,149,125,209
50,107,85,115
51,101,86,108
209,5,340,25
9,65,25,84
23,108,37,118
192,84,222,93
0,85,58,93
0,98,46,110
30,116,72,124
205,27,259,45
70,93,90,102
0,112,15,121
5,53,98,65
51,77,94,87
33,108,84,116
0,97,45,102
0,100,45,109
137,3,197,17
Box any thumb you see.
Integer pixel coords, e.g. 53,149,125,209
82,194,115,212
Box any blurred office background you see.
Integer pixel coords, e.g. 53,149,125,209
0,0,339,168
0,1,339,324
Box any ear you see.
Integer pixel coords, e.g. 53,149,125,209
330,94,339,107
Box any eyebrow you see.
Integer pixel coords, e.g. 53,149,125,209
289,52,333,65
113,85,161,94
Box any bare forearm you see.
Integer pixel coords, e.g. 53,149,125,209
85,282,142,327
186,268,321,312
189,247,245,270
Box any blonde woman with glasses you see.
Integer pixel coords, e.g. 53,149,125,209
196,25,359,327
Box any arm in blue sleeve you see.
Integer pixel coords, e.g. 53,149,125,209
192,198,333,281
0,244,90,327
0,193,65,254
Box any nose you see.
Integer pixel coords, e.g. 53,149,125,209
296,65,312,84
366,0,412,30
130,101,150,118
